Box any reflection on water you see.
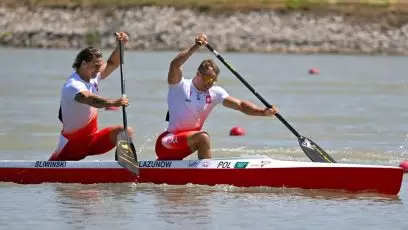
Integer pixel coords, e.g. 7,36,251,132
132,183,403,203
35,182,405,206
151,186,213,225
43,182,403,228
0,178,406,229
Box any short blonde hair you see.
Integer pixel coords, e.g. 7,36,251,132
198,59,220,77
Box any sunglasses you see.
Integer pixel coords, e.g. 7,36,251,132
201,74,217,85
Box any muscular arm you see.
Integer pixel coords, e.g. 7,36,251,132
222,96,267,116
168,44,201,85
74,91,116,108
100,32,129,79
100,45,120,80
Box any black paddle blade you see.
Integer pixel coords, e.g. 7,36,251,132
298,136,336,163
116,131,139,174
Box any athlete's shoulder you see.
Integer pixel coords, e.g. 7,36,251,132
211,85,227,93
210,85,229,102
169,77,190,88
65,72,80,83
63,73,86,90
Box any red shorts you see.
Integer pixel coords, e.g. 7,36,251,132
155,131,195,160
49,126,115,161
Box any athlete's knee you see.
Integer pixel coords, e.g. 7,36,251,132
117,126,134,136
110,125,123,134
196,132,211,145
109,126,134,138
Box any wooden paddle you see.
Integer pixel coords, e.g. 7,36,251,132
205,43,336,163
115,39,139,173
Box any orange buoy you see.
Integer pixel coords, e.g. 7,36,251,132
229,126,245,136
399,160,408,172
308,68,319,75
105,106,119,111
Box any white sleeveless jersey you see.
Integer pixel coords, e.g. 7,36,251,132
167,78,229,133
60,72,101,133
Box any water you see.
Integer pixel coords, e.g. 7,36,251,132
0,48,407,229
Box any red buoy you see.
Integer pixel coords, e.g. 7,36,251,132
308,68,319,75
105,106,119,111
399,160,408,172
229,127,245,136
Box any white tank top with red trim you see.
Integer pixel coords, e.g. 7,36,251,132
167,78,229,133
60,72,101,134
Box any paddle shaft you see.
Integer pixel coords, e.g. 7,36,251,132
119,40,128,130
205,44,301,138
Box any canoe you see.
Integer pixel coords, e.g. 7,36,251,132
0,155,403,195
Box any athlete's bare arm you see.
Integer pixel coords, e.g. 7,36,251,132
168,44,200,85
222,96,278,116
168,33,208,85
100,32,129,80
74,91,128,109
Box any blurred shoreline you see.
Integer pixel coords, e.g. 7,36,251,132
1,5,408,55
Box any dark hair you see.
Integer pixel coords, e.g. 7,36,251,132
198,59,220,77
72,47,103,71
